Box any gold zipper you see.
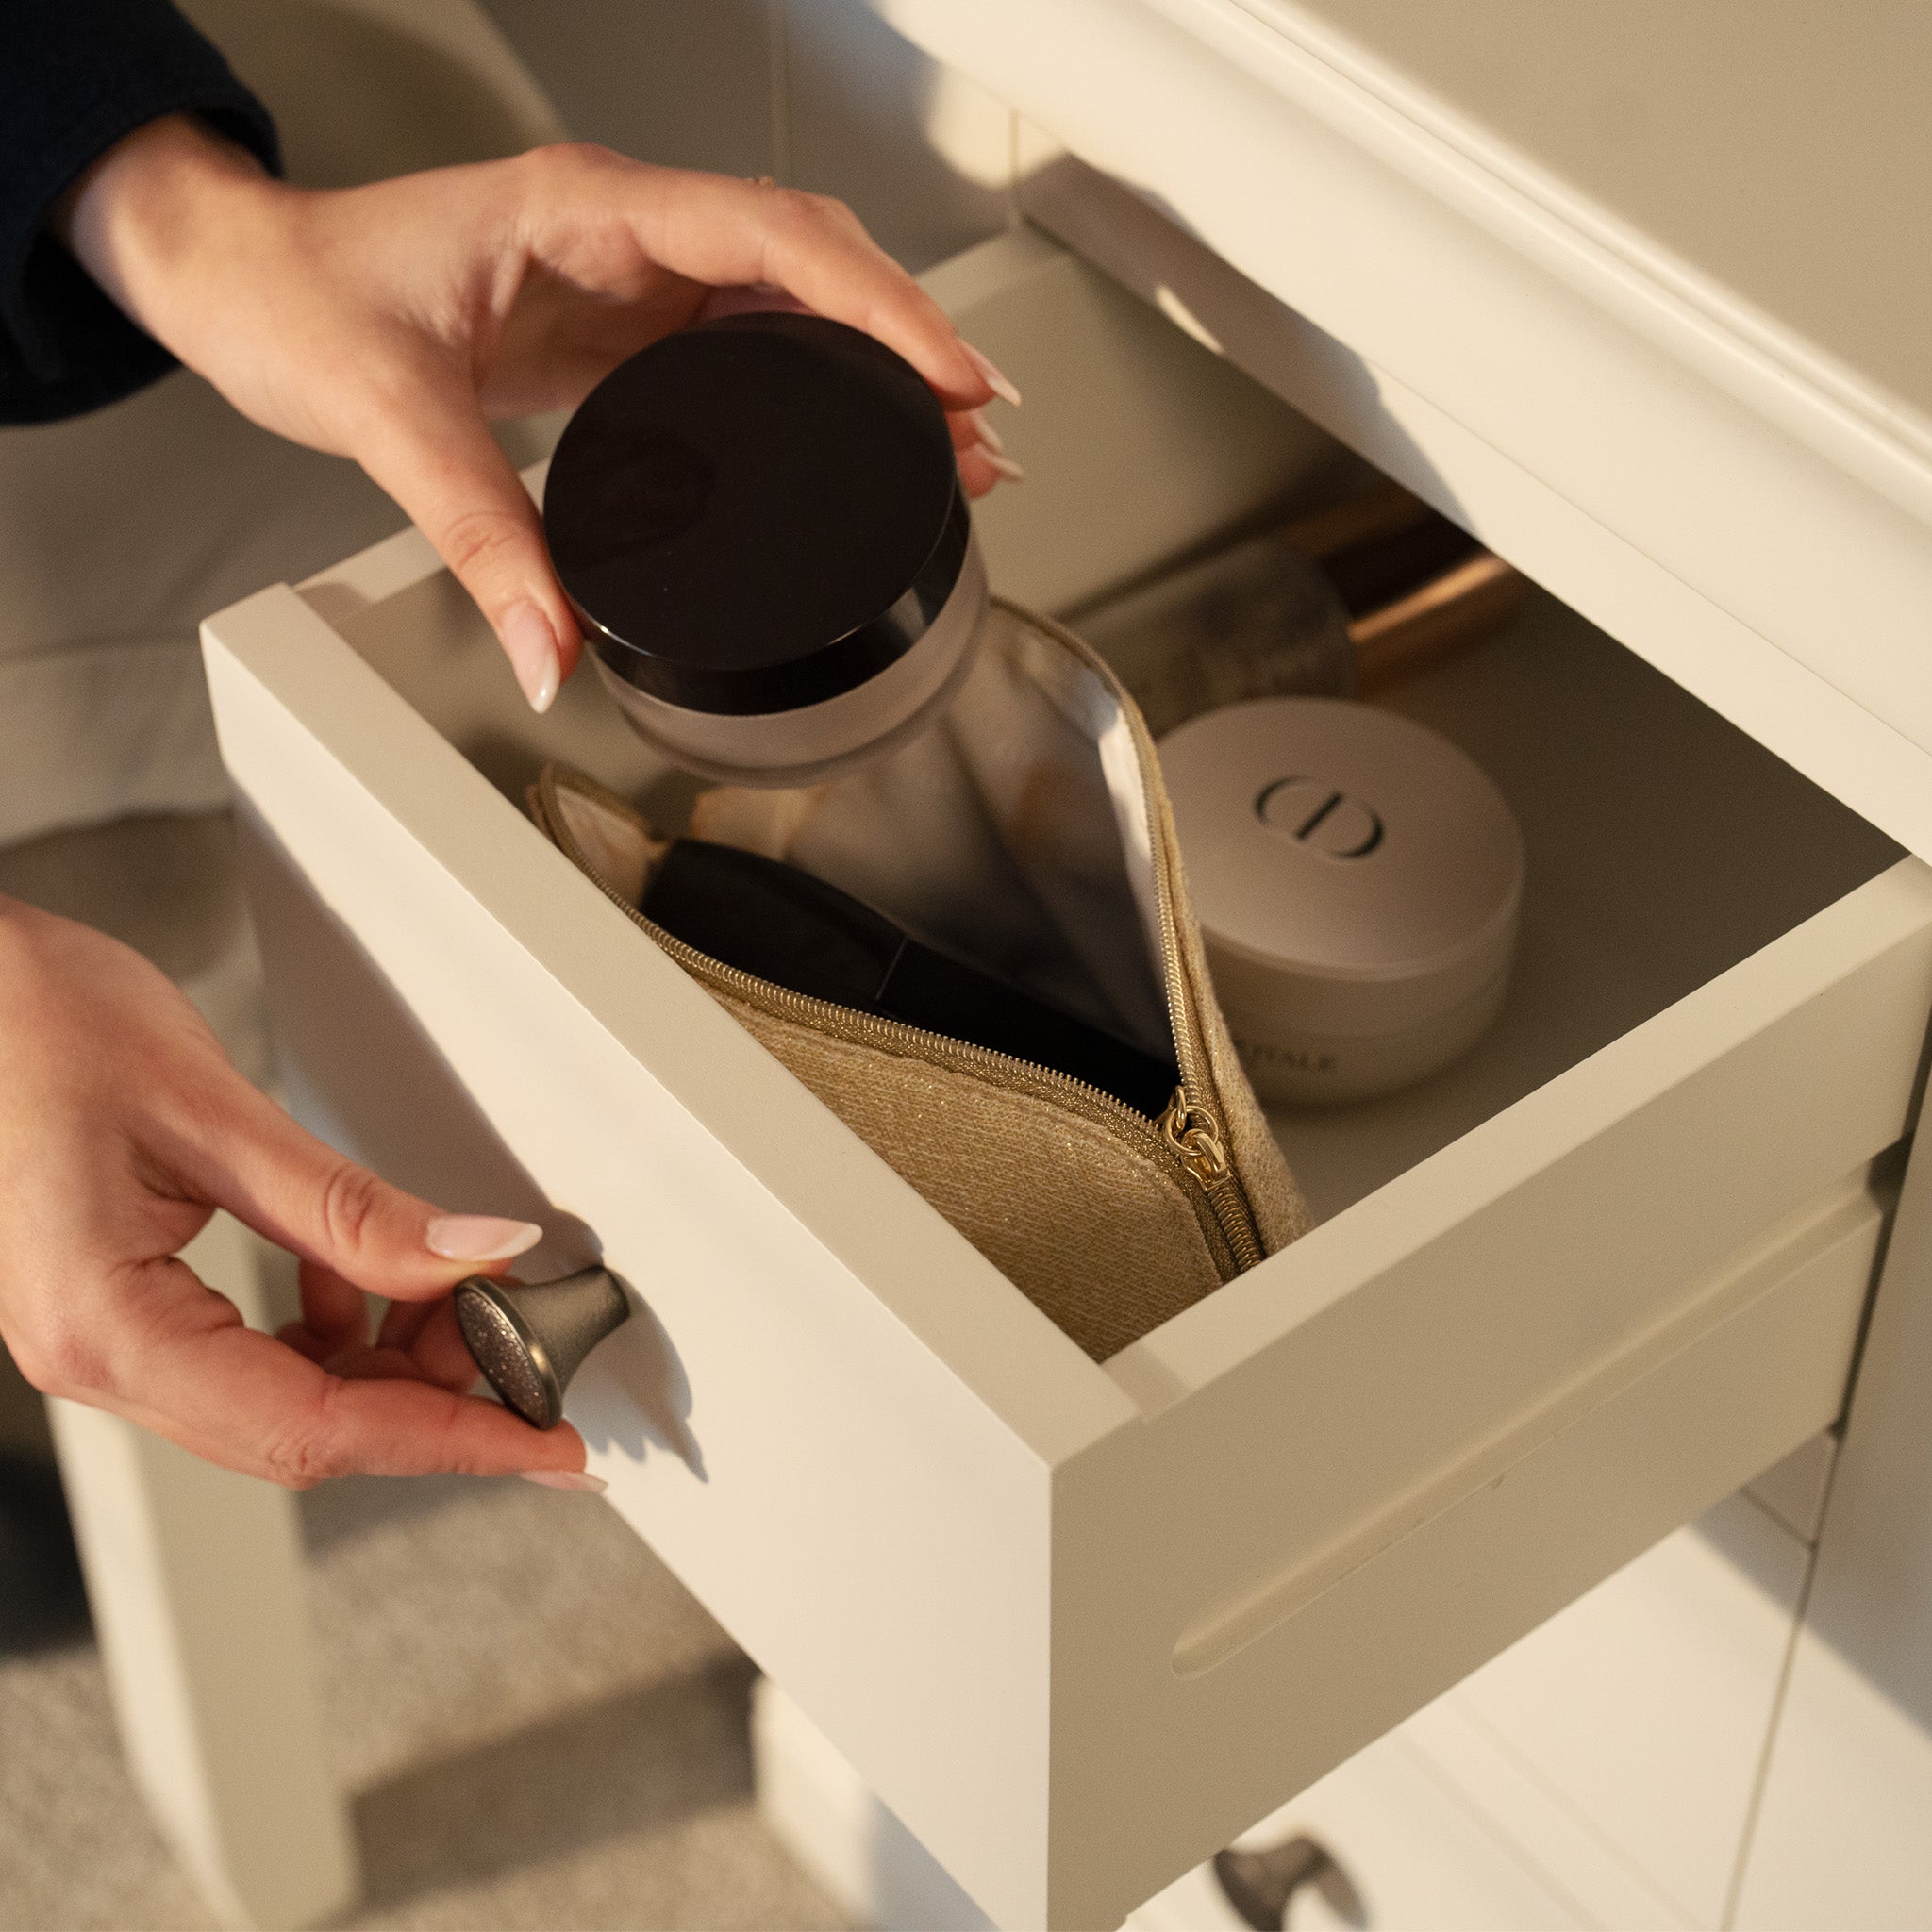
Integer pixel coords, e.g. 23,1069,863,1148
1014,603,1267,1272
538,610,1266,1275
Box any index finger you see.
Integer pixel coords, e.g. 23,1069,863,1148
568,158,1000,411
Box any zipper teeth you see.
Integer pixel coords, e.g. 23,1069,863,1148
1015,609,1218,1100
556,810,1182,1155
1016,607,1267,1271
564,841,1249,1270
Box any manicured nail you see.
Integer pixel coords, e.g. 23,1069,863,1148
426,1214,543,1262
965,408,1005,456
520,1469,608,1493
502,603,559,714
963,342,1022,408
983,450,1026,484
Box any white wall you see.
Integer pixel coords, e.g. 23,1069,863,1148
475,0,1015,271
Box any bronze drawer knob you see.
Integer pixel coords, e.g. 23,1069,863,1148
1214,1833,1364,1929
454,1265,631,1430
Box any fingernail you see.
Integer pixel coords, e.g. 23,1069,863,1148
521,1469,608,1493
426,1214,543,1261
963,342,1022,408
965,408,1005,456
502,603,559,714
983,450,1026,484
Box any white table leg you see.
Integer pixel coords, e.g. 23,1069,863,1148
48,1210,358,1930
753,1676,993,1931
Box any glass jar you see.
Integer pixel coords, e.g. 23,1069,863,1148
543,310,988,788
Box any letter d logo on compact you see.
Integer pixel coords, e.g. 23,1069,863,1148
1256,775,1385,858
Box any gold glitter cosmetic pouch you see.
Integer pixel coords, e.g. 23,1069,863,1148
529,598,1307,1361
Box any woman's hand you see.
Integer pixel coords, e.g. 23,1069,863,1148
0,895,597,1488
57,115,1021,712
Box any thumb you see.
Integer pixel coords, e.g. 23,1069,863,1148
353,368,581,713
168,1064,542,1302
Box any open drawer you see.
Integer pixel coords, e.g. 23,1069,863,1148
202,230,1932,1930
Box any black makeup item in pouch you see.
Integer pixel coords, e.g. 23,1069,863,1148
641,838,1180,1118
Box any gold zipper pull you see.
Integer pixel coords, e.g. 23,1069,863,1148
1160,1090,1232,1186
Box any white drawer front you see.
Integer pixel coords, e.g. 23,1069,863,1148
1733,1623,1932,1931
204,235,1932,1930
1132,1734,1591,1932
1409,1491,1823,1927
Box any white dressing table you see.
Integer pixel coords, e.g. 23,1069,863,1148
101,4,1932,1926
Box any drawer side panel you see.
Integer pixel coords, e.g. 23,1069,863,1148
202,599,1120,1930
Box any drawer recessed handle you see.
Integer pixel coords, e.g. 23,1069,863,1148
1214,1833,1364,1930
455,1265,631,1430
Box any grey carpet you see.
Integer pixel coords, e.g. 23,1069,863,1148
0,1462,844,1931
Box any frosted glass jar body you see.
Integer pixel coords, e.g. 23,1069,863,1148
590,536,990,789
544,311,980,790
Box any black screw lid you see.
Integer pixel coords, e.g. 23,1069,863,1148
544,312,970,718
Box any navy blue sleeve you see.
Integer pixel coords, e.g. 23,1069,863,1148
1,0,279,424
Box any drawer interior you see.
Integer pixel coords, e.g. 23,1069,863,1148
1269,588,1900,1219
304,233,1901,1235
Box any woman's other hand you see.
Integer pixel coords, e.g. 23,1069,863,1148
56,116,1022,713
0,895,595,1488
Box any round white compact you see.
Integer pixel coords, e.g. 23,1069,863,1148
1160,698,1524,1105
